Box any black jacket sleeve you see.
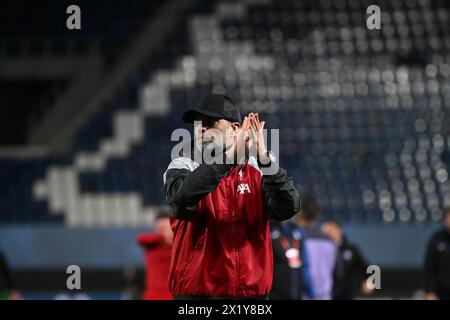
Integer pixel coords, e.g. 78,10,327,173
164,159,232,220
351,245,369,279
0,251,14,291
261,163,301,221
424,235,438,293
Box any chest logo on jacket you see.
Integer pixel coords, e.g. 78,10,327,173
237,183,251,195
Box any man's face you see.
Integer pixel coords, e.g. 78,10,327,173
322,222,343,244
194,115,239,152
444,211,450,230
155,217,173,245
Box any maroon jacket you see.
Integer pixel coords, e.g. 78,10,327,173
163,156,300,297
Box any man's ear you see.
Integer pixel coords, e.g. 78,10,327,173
231,122,241,132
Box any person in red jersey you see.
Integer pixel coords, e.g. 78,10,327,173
137,211,173,300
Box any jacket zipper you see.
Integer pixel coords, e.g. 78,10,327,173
235,246,239,298
233,167,240,298
226,169,238,297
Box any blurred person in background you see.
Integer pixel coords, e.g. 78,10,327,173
322,219,373,300
121,266,142,300
270,217,304,300
137,210,173,300
0,249,20,300
295,196,337,300
424,208,450,300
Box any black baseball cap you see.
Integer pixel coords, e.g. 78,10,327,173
182,93,242,124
